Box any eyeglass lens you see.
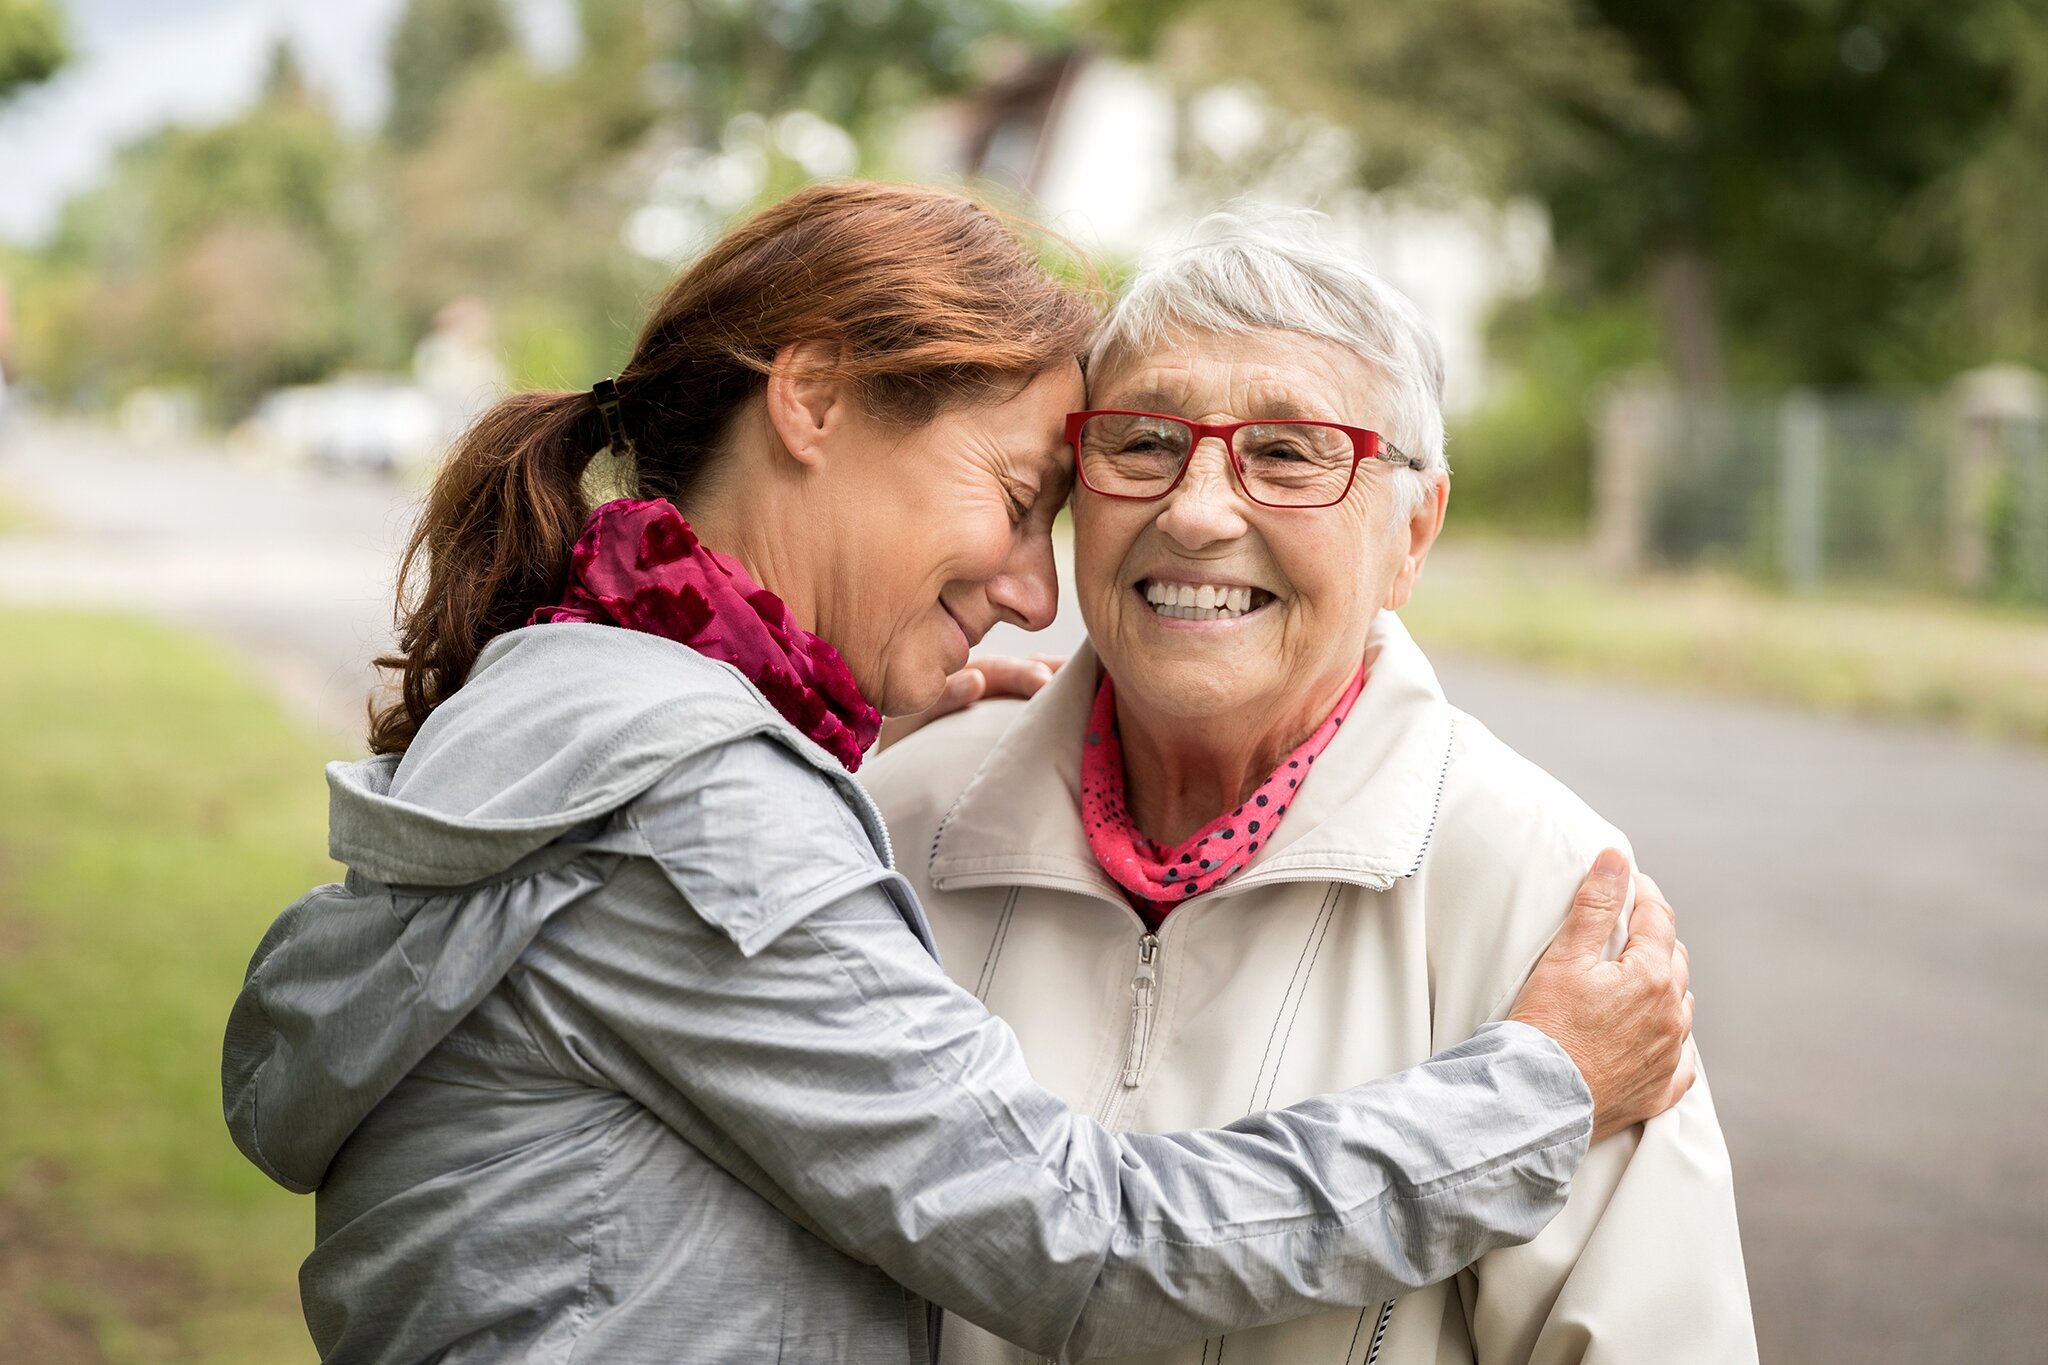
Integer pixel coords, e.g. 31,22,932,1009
1077,414,1357,506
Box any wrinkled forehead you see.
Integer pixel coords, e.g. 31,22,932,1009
1085,326,1387,424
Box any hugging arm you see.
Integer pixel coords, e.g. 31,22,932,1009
512,863,1596,1357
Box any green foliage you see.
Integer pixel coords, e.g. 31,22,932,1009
1538,0,2011,387
0,0,65,101
1103,0,2048,391
0,610,337,1361
1452,290,1661,531
7,0,1072,420
639,0,1068,143
1918,0,2048,376
18,46,365,416
376,50,659,380
1093,0,1682,198
499,294,631,393
385,0,514,146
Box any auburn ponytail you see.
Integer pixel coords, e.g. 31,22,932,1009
367,181,1099,754
367,390,605,753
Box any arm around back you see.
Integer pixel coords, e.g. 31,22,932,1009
507,735,1598,1360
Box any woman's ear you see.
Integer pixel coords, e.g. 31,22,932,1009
764,341,850,469
1382,472,1450,612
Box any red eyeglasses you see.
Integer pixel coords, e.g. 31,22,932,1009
1065,410,1425,508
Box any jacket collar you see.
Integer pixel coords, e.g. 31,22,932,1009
929,612,1455,903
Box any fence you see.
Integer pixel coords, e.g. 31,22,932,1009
1593,366,2048,603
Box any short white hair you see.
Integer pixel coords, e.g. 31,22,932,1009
1087,207,1448,519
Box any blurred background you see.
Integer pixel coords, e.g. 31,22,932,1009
1,1,2044,1361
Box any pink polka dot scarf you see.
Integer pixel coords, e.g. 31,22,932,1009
530,498,883,771
1080,664,1367,928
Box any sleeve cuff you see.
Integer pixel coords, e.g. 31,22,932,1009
1475,1017,1595,1145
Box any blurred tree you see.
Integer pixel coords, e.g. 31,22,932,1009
1097,0,2025,391
13,0,1077,420
1453,291,1662,529
0,0,64,101
386,0,514,146
1101,0,2048,536
376,13,660,390
18,40,364,415
629,0,1066,146
1924,0,2048,373
373,0,1074,389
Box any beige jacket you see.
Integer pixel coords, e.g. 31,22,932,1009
865,612,1755,1365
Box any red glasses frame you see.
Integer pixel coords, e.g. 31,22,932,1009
1063,409,1426,508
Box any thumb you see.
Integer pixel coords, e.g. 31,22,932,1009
1548,848,1631,963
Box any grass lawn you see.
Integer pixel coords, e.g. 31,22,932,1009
1406,537,2048,744
0,609,341,1363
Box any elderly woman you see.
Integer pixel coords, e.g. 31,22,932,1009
867,214,1756,1365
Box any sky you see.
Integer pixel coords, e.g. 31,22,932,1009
0,0,575,244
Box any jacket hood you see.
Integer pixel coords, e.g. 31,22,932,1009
222,623,837,1193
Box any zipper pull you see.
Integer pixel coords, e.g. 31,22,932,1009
1121,934,1159,1088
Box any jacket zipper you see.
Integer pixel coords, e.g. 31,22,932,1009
1061,932,1161,1365
1362,1299,1396,1363
1094,927,1160,1131
849,787,896,870
1119,933,1159,1087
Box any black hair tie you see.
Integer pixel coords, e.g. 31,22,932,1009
591,378,635,457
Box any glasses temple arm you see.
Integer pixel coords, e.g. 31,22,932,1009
1376,440,1430,472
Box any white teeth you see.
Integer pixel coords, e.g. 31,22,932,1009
1141,579,1271,621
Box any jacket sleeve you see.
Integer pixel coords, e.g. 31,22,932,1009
506,737,1596,1361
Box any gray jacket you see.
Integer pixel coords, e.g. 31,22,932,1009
221,623,1594,1365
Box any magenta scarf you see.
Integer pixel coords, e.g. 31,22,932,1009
1080,665,1367,927
530,498,883,771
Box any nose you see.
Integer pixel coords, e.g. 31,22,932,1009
1154,437,1251,549
986,520,1061,633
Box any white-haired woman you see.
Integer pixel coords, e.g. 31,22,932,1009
867,212,1757,1365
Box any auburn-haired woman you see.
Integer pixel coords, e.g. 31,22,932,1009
221,182,1693,1364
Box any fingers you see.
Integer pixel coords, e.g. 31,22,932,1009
939,667,989,712
1634,869,1668,917
964,656,1055,701
1672,940,1691,1001
1594,1033,1697,1142
1619,890,1678,969
1548,848,1633,962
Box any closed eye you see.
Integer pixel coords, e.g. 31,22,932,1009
1005,482,1038,526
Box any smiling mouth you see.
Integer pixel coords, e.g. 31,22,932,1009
942,602,985,648
1137,578,1277,622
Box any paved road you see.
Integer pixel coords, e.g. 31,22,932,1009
5,421,2044,1363
0,421,414,741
